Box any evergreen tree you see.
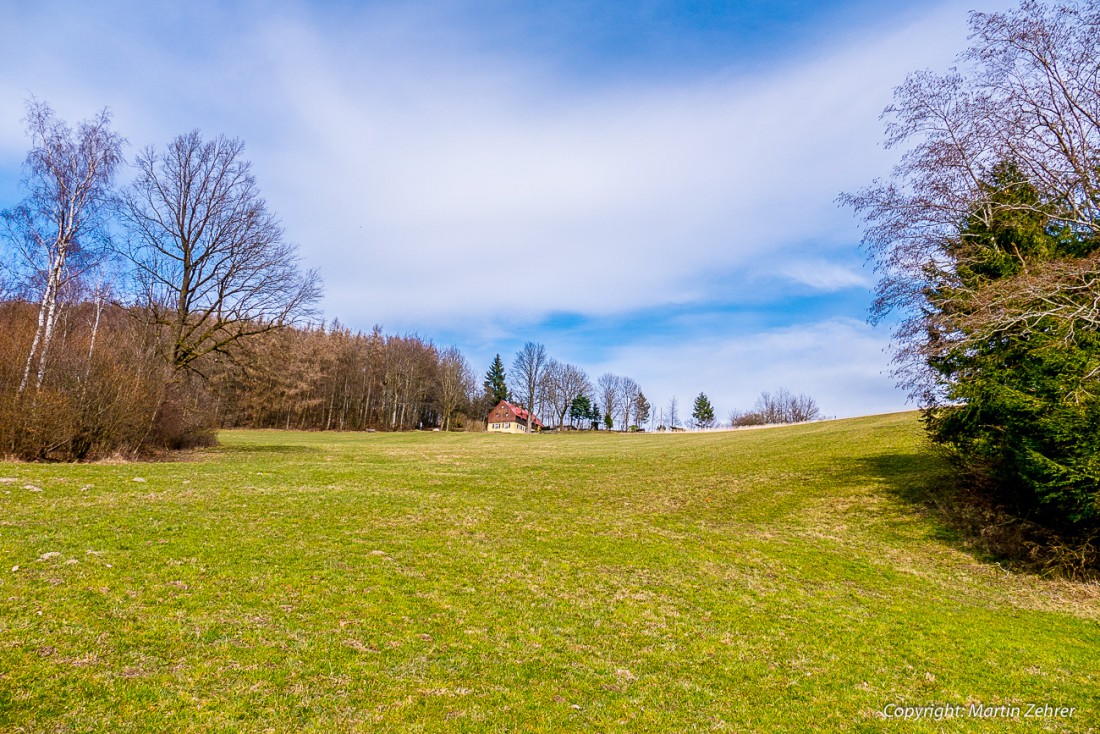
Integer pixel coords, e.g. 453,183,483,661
634,391,651,428
588,402,601,430
569,394,591,428
843,2,1100,530
692,392,715,428
483,354,508,405
924,163,1100,526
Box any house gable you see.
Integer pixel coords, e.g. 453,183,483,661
486,400,542,433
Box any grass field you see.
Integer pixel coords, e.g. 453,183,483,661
1,412,1097,732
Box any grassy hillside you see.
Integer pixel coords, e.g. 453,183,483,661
1,413,1097,732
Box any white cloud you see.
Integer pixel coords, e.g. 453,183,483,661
780,261,871,292
0,0,1017,417
591,318,906,421
0,1,997,333
239,1,986,330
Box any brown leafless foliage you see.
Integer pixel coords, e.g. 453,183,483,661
210,324,472,431
0,100,123,393
0,300,211,460
512,342,547,431
840,0,1100,401
730,389,820,427
540,360,592,429
947,249,1100,346
121,131,322,374
435,346,474,431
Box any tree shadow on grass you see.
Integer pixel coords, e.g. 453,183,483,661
842,450,972,546
842,448,1099,580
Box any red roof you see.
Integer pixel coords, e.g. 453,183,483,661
493,400,543,428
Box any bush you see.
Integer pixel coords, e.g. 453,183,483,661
0,301,215,460
730,389,820,427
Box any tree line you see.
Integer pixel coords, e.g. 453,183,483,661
0,98,822,461
489,342,652,432
651,389,820,430
0,100,320,459
0,99,665,455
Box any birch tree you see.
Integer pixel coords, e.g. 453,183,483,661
667,396,680,430
1,100,123,392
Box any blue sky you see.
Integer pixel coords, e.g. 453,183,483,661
0,0,1015,420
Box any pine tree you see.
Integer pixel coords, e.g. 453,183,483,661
588,402,601,430
634,391,651,428
483,354,508,405
569,394,591,428
692,392,715,429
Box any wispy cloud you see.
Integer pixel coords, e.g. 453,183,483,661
780,261,871,292
242,1,985,330
0,0,1017,416
592,317,902,420
0,1,992,331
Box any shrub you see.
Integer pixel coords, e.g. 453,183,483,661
0,301,215,460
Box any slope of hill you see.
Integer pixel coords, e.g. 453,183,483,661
1,413,1096,731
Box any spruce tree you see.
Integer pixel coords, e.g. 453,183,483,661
484,354,508,405
692,392,715,429
634,391,651,428
569,394,591,428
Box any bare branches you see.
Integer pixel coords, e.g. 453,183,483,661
597,372,621,426
730,389,820,426
511,342,547,431
842,1,1100,402
943,250,1100,339
541,359,591,428
121,131,322,373
436,346,474,431
0,99,123,392
618,376,640,430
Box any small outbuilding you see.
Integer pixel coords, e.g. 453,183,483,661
487,400,543,434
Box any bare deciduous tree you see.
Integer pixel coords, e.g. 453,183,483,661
840,0,1100,400
541,359,591,428
666,395,680,430
436,345,474,431
597,372,621,430
730,388,820,426
511,341,547,432
121,131,321,374
1,100,123,392
617,376,640,430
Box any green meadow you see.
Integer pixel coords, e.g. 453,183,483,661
0,413,1096,732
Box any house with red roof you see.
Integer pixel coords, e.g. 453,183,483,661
486,400,543,434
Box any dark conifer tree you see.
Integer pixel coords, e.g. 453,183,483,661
484,354,508,405
692,392,715,428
